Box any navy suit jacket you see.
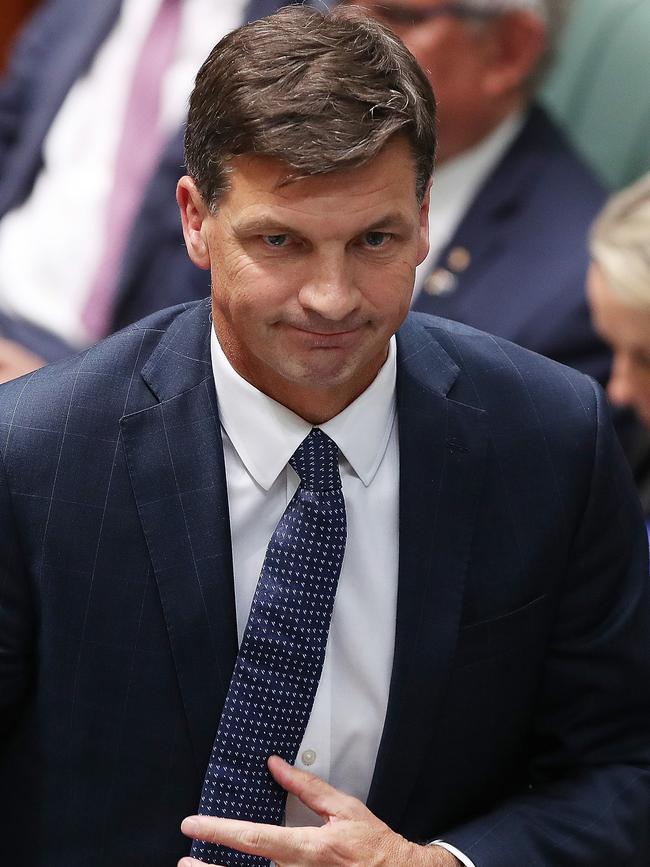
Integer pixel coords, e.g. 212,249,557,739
0,300,649,865
414,106,609,385
0,0,301,359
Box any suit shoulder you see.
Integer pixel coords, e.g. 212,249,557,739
403,311,599,413
0,301,202,435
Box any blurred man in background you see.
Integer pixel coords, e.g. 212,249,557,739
0,0,302,381
340,0,609,383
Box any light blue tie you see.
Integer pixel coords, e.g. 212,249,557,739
191,428,347,866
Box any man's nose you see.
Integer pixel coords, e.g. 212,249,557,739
298,253,361,320
607,352,637,408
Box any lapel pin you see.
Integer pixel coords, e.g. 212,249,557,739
447,246,471,273
424,267,457,296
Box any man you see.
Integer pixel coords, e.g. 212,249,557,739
338,0,609,384
0,7,648,867
0,0,302,381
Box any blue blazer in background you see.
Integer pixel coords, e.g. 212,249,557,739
414,105,609,384
0,300,648,865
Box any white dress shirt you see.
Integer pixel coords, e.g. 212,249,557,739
211,328,399,827
0,0,248,346
413,112,525,301
210,330,476,867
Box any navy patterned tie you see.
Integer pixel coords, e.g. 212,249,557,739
191,428,347,866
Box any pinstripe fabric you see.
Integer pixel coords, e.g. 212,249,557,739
0,302,648,866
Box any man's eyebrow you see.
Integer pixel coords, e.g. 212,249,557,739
363,213,413,231
232,212,414,235
232,217,297,235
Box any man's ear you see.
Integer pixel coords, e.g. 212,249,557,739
177,176,211,270
417,177,432,266
481,12,546,99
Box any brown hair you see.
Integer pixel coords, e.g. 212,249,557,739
184,5,436,210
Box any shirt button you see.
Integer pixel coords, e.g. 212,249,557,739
301,749,317,767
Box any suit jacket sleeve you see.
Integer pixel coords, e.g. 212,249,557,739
441,380,650,865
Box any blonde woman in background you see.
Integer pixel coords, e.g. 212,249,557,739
589,172,650,517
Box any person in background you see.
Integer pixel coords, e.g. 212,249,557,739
0,0,302,382
338,0,610,385
588,171,650,517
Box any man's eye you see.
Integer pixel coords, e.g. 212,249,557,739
364,231,391,248
263,234,289,247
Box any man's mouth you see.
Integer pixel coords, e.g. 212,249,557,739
285,323,365,347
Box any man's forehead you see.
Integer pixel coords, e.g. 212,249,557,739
220,137,419,207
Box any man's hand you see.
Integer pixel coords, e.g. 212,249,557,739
0,338,44,383
178,755,459,866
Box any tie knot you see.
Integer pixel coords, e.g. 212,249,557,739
289,429,341,492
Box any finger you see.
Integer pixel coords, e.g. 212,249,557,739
178,860,225,867
181,815,317,862
267,755,368,820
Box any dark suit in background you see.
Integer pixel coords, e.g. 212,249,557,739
0,300,648,865
413,104,650,482
414,105,608,384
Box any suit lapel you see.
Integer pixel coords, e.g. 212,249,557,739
121,300,238,777
414,106,553,314
122,305,488,804
367,316,488,828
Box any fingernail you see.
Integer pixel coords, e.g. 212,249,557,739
178,860,195,866
181,817,200,835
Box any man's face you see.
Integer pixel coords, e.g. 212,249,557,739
178,135,429,422
341,1,530,162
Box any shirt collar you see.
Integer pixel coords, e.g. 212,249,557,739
210,328,397,490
